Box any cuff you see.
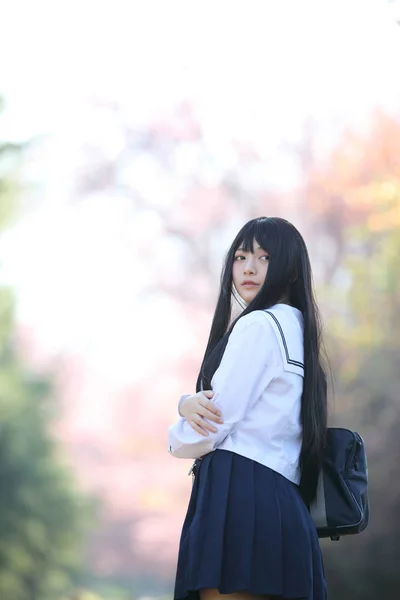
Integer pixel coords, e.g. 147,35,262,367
178,394,190,417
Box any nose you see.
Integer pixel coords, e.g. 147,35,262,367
243,256,256,275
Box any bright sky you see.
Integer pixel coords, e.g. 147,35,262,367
1,0,399,142
0,0,400,384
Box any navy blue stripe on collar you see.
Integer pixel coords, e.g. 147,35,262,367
264,310,304,369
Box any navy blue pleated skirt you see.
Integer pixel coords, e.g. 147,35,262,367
174,450,327,600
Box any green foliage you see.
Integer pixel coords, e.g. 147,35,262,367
315,162,400,598
0,98,89,600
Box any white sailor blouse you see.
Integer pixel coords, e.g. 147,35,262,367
168,303,304,485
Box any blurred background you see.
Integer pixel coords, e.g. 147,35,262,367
0,0,399,598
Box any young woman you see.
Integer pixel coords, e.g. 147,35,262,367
168,217,328,600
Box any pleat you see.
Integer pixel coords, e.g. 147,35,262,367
251,459,283,595
173,450,327,600
219,454,255,592
190,451,233,587
310,531,328,600
275,470,310,598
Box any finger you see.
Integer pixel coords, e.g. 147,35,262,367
202,390,215,399
200,399,222,419
206,410,224,424
189,420,208,436
198,406,222,424
200,420,218,433
192,414,217,433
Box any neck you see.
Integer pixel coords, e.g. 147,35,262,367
232,284,248,309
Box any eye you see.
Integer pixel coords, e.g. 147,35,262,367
234,254,245,261
260,255,270,261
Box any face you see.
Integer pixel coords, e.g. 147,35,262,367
232,238,269,304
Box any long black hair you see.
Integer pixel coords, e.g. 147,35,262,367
196,217,327,504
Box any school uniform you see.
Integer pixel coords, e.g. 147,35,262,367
168,304,327,600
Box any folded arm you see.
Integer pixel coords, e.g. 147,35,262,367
168,313,279,459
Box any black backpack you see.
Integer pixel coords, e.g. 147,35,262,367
310,428,369,541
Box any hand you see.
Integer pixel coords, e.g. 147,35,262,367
180,391,224,436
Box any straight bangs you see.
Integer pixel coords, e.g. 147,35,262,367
234,217,282,259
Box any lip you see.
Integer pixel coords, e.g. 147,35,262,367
241,281,259,287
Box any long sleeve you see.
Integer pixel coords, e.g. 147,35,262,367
168,312,280,459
